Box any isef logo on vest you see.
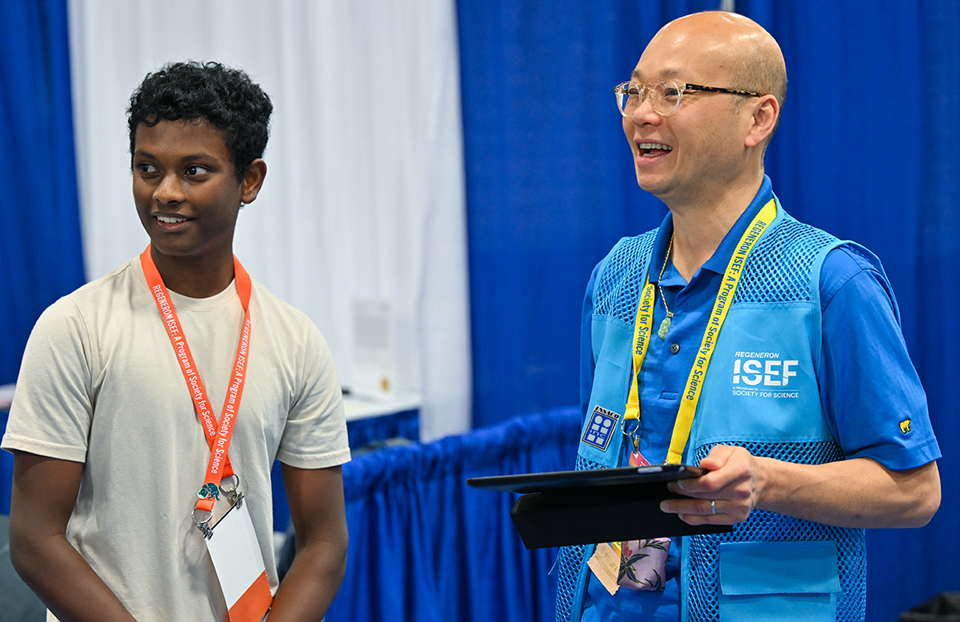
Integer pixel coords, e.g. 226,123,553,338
732,351,801,399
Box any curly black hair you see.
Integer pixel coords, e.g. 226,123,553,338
127,61,273,182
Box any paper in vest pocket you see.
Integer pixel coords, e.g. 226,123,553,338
206,500,273,622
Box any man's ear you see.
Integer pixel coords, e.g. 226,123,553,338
744,95,780,148
240,159,267,204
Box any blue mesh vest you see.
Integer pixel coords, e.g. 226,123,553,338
556,205,867,622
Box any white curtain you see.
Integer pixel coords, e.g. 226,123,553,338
67,0,472,441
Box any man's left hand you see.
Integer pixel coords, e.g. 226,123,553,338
658,445,940,529
659,445,764,525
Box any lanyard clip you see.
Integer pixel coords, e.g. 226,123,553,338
192,509,214,540
620,416,640,438
621,417,641,455
219,474,241,507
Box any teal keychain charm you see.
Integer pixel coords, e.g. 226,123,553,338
197,483,220,502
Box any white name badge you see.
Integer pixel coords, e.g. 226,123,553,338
205,497,273,622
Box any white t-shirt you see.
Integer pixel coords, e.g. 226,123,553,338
2,257,350,621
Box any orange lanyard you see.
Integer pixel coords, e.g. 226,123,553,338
140,246,253,513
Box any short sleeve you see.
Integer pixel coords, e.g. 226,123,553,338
274,321,350,469
1,298,95,462
819,246,940,469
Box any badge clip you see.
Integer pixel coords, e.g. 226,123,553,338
193,508,214,540
219,474,241,507
621,417,641,455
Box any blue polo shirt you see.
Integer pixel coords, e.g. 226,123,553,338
579,177,941,621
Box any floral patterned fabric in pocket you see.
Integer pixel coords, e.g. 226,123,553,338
617,538,671,592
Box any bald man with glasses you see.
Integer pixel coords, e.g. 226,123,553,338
557,11,940,622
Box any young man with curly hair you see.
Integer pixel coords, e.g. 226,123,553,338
3,61,350,622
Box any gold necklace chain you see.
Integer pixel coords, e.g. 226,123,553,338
656,235,674,340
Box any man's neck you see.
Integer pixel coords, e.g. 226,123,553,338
665,175,763,282
151,249,236,299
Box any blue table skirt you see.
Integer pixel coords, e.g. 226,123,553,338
271,409,420,529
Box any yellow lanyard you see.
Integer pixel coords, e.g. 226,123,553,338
622,199,777,464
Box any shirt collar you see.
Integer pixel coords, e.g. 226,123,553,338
649,175,775,284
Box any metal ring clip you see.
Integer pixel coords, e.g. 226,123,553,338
192,509,214,540
620,417,640,437
219,474,240,495
219,474,241,507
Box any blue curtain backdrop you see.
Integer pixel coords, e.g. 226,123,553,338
327,408,580,622
0,0,85,386
458,0,960,618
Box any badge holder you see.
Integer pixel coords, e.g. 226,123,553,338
194,476,273,622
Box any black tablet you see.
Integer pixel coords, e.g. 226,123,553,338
466,463,705,494
467,464,728,548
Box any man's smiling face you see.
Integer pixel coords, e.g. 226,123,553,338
133,118,246,267
622,16,765,208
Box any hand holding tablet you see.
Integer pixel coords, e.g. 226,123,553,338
468,465,731,549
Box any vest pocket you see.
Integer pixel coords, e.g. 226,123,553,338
718,540,839,621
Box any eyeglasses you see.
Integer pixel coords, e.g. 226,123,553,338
615,80,763,117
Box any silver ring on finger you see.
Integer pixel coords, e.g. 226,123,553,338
710,499,717,515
